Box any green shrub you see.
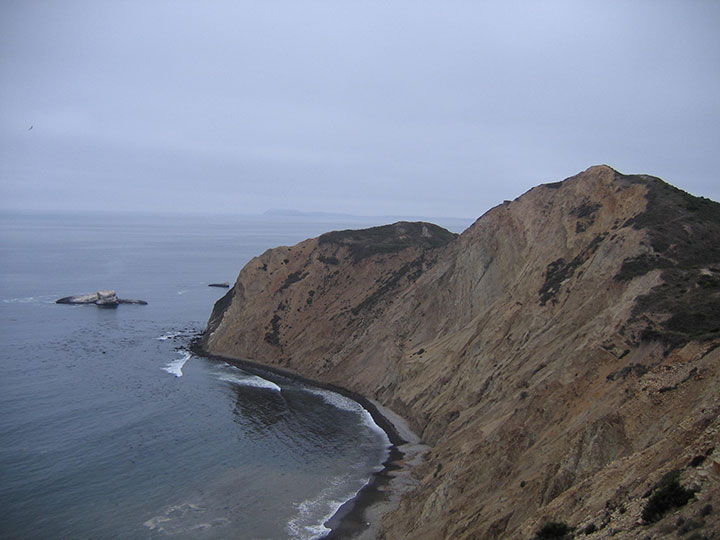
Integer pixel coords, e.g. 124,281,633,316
536,521,572,539
318,255,340,265
642,470,695,523
278,271,308,293
264,314,281,346
319,222,457,262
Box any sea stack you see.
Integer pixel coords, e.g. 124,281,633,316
56,290,147,306
201,166,720,539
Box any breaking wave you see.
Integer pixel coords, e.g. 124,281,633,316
215,371,282,392
305,388,390,442
163,351,192,377
287,474,363,540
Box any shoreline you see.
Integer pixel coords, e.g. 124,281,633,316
324,398,427,540
190,341,425,540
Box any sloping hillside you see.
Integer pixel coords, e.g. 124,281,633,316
203,165,720,539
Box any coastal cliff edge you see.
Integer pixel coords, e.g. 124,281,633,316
202,165,720,539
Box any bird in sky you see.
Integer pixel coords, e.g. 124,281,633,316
28,125,33,131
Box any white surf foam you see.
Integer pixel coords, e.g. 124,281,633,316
305,388,390,442
157,331,182,341
2,294,57,304
216,372,281,392
304,388,360,413
287,474,360,540
163,351,191,377
143,502,230,535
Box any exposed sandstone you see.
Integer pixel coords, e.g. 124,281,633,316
203,165,720,539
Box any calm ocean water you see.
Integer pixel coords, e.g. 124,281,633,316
0,211,401,540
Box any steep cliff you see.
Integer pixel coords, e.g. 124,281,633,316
203,165,720,539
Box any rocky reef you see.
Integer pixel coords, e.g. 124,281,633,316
202,166,720,539
56,290,147,307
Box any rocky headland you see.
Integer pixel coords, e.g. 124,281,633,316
201,165,720,539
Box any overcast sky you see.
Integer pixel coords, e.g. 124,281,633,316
1,1,718,218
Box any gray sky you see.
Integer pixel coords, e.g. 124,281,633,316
1,1,719,218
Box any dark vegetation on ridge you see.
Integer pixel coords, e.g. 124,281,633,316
278,270,309,293
614,172,720,347
539,233,607,306
534,521,573,539
641,469,696,523
351,254,432,316
264,313,282,347
319,221,457,262
538,195,608,306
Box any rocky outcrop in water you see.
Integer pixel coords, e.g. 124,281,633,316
56,290,147,307
202,166,720,539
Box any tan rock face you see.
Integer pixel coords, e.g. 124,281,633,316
203,165,720,539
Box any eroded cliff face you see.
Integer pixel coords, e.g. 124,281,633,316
204,165,720,539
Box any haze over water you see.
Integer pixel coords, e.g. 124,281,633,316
0,211,401,540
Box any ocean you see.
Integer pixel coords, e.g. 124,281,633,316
0,211,410,540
